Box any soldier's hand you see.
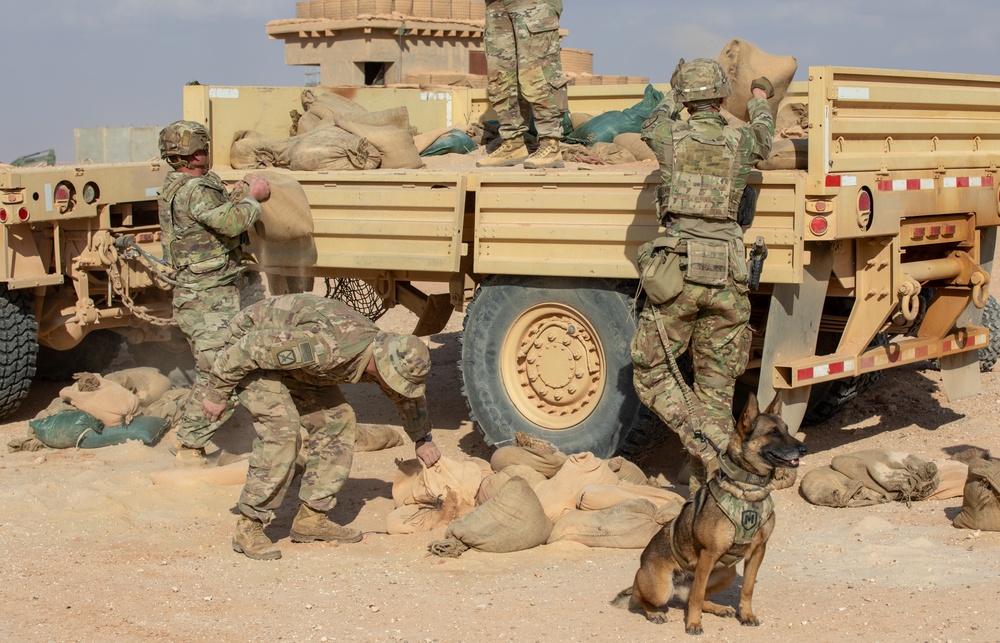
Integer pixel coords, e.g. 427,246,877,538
202,398,227,423
670,57,686,87
415,439,441,468
245,175,271,202
751,76,774,99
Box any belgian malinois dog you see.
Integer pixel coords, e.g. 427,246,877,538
613,392,806,635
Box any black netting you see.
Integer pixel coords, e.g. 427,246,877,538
325,278,387,322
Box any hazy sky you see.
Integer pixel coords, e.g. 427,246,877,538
4,0,1000,163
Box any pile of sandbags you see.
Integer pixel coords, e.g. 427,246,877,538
800,449,942,508
420,433,684,556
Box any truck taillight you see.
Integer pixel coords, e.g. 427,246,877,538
0,208,7,223
17,207,29,222
809,216,829,235
857,188,873,230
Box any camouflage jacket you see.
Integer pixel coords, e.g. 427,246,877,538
158,171,260,289
204,294,430,440
641,89,774,244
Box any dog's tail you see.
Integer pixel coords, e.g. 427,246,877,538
610,587,633,609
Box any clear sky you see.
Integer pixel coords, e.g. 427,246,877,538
4,0,1000,164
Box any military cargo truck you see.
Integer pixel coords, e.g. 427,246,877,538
3,67,999,459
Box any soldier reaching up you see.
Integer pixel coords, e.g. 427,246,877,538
200,294,440,560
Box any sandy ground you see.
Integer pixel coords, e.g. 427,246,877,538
2,284,1000,643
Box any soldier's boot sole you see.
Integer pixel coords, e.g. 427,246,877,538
289,527,363,544
232,538,282,560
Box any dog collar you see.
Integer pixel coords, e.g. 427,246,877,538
718,453,770,487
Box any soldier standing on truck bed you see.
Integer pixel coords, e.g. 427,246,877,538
631,58,775,494
157,120,271,467
476,0,569,169
199,293,441,560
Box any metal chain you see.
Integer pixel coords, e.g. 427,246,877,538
107,258,179,327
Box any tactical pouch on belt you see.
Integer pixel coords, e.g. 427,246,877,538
737,185,758,229
685,239,729,287
637,236,684,304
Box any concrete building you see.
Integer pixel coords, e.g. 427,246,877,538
74,126,161,164
267,0,647,88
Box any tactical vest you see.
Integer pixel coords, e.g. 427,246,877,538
663,119,742,222
158,173,243,272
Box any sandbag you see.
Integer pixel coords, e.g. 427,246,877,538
143,387,191,424
420,130,479,157
391,456,486,511
443,477,552,553
230,130,281,169
296,90,368,134
756,138,808,171
717,39,798,123
775,102,808,133
548,499,661,549
831,449,939,504
282,125,381,171
29,410,104,449
577,483,684,513
567,110,645,145
606,456,649,486
953,457,1000,531
60,373,140,427
104,367,174,411
533,452,621,522
338,120,424,169
477,464,547,505
490,444,567,478
230,170,314,242
612,133,656,162
568,112,594,129
387,488,466,535
925,460,969,500
355,424,405,452
800,466,888,508
80,416,169,448
621,84,665,123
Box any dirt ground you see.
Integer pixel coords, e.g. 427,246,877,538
2,281,1000,643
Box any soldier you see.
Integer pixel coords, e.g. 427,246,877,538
200,293,441,561
476,0,569,169
157,120,270,467
631,58,775,493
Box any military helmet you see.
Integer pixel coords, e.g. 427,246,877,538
674,58,732,103
372,331,431,398
158,120,211,161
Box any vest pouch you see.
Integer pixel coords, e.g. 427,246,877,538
685,239,729,287
186,253,228,275
638,237,684,305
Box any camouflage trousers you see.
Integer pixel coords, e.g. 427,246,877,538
631,278,752,480
236,374,356,523
172,283,241,449
485,0,568,141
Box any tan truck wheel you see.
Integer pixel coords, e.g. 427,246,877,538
0,286,38,419
461,276,648,457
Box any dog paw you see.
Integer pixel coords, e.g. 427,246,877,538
685,622,704,635
718,606,736,618
738,614,761,627
643,612,668,625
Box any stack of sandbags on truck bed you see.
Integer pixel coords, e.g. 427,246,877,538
427,433,684,556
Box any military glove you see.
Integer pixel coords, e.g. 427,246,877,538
670,58,686,87
751,76,775,99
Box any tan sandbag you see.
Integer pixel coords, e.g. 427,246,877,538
548,499,661,549
282,125,381,171
391,456,485,511
569,112,594,129
338,119,424,170
477,464,547,505
230,130,281,169
831,449,939,504
775,102,808,132
953,458,1000,530
577,483,684,512
444,477,552,553
355,423,405,452
60,373,140,427
230,170,314,242
606,456,649,486
342,106,411,129
143,387,191,424
756,138,808,171
104,367,174,411
925,460,969,500
490,445,567,478
296,90,369,134
386,488,466,535
612,133,656,162
800,466,888,508
150,460,249,486
717,39,798,123
533,452,621,522
33,397,76,421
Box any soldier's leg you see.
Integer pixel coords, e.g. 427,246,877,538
235,374,302,523
484,1,526,140
171,284,241,452
508,2,567,140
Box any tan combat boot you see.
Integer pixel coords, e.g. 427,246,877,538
476,137,529,167
168,440,208,468
289,504,363,544
523,137,564,169
232,515,281,560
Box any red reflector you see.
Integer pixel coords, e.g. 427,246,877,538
809,216,829,235
54,185,70,201
928,226,941,236
912,227,926,239
825,175,841,187
0,208,7,223
17,207,29,221
858,190,871,211
943,225,956,235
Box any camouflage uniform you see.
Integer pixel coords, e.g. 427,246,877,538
632,69,774,486
484,0,568,141
203,294,431,523
158,169,261,450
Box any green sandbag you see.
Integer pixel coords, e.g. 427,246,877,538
622,84,665,122
420,130,479,157
29,411,104,448
566,84,665,145
79,416,169,448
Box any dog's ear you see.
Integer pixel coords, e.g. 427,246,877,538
763,390,783,417
736,391,760,437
